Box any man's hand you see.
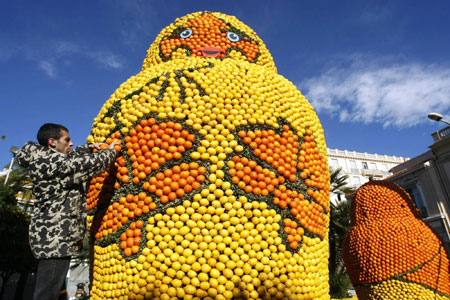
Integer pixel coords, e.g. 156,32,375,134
89,142,121,151
89,143,105,150
108,142,121,150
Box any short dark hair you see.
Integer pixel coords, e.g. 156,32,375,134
37,123,69,147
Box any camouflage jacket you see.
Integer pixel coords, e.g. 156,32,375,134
16,142,116,259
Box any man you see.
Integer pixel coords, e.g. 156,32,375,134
15,123,118,300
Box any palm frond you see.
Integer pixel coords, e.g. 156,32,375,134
330,167,349,193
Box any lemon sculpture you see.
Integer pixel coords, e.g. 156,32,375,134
86,11,330,300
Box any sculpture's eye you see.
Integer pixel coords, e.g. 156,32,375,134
179,29,193,39
227,32,240,42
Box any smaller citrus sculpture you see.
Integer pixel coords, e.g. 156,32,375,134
343,180,450,299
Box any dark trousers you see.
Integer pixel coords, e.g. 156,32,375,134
33,257,71,300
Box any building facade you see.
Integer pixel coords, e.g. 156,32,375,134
327,148,409,203
388,126,450,246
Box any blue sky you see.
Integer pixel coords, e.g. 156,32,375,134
1,0,450,168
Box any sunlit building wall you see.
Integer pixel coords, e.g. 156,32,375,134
327,148,409,204
388,126,450,246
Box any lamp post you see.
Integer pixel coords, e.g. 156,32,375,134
4,146,19,185
428,112,450,126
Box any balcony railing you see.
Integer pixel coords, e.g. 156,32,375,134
432,126,450,142
327,148,408,163
361,169,390,177
350,168,360,175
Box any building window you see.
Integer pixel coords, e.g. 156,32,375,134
352,176,361,187
349,160,357,169
369,162,377,170
330,158,338,167
362,162,368,169
405,185,428,218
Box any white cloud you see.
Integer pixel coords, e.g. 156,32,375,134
38,60,57,78
300,56,450,128
0,38,124,78
53,40,80,56
89,52,123,69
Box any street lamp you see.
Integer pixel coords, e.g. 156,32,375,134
428,112,450,126
4,146,19,185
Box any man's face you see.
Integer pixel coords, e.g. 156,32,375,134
49,130,73,154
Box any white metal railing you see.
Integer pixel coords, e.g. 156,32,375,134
361,169,387,177
432,126,450,142
327,148,408,163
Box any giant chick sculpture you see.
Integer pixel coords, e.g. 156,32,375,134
86,12,330,300
343,180,450,299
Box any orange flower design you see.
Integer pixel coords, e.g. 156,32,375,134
86,118,206,256
230,123,329,250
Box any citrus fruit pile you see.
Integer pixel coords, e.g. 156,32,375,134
343,180,450,299
86,11,330,300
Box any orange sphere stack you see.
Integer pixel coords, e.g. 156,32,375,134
343,180,450,299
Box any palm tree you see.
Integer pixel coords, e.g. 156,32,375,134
328,167,354,298
330,168,349,191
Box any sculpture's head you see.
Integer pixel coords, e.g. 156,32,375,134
350,180,419,225
142,11,276,71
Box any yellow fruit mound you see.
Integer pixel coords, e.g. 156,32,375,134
87,11,330,300
367,280,450,300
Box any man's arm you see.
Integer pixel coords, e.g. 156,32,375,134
71,143,112,155
15,142,40,168
60,146,118,186
70,143,91,154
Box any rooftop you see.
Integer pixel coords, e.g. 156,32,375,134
327,148,409,163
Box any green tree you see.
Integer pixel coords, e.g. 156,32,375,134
0,177,37,299
329,167,354,298
8,166,34,212
1,160,34,212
